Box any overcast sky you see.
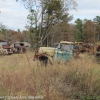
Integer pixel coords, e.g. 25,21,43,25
69,0,100,21
0,0,100,31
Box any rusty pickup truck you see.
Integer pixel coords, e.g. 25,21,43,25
34,41,74,65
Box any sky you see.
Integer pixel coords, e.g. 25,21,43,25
69,0,100,21
0,0,100,31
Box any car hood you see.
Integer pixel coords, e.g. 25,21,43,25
2,45,11,49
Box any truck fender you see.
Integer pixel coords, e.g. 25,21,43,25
38,54,53,64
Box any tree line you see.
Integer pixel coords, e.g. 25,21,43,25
0,0,100,48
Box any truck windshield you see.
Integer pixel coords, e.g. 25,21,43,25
15,43,20,46
57,43,73,51
0,42,8,45
61,44,71,51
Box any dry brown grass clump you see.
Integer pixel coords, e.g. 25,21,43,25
0,51,100,100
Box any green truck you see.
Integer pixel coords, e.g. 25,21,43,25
34,41,74,65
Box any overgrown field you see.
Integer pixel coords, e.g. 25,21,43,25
0,51,100,100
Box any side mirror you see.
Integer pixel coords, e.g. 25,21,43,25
57,44,61,49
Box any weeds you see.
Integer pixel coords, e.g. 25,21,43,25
0,52,100,100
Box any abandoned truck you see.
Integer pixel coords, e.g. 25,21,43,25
11,42,31,53
34,41,74,64
0,40,13,55
95,45,100,63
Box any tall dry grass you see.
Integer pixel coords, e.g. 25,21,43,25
0,51,100,100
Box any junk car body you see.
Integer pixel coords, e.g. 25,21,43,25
0,40,13,54
34,41,74,64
